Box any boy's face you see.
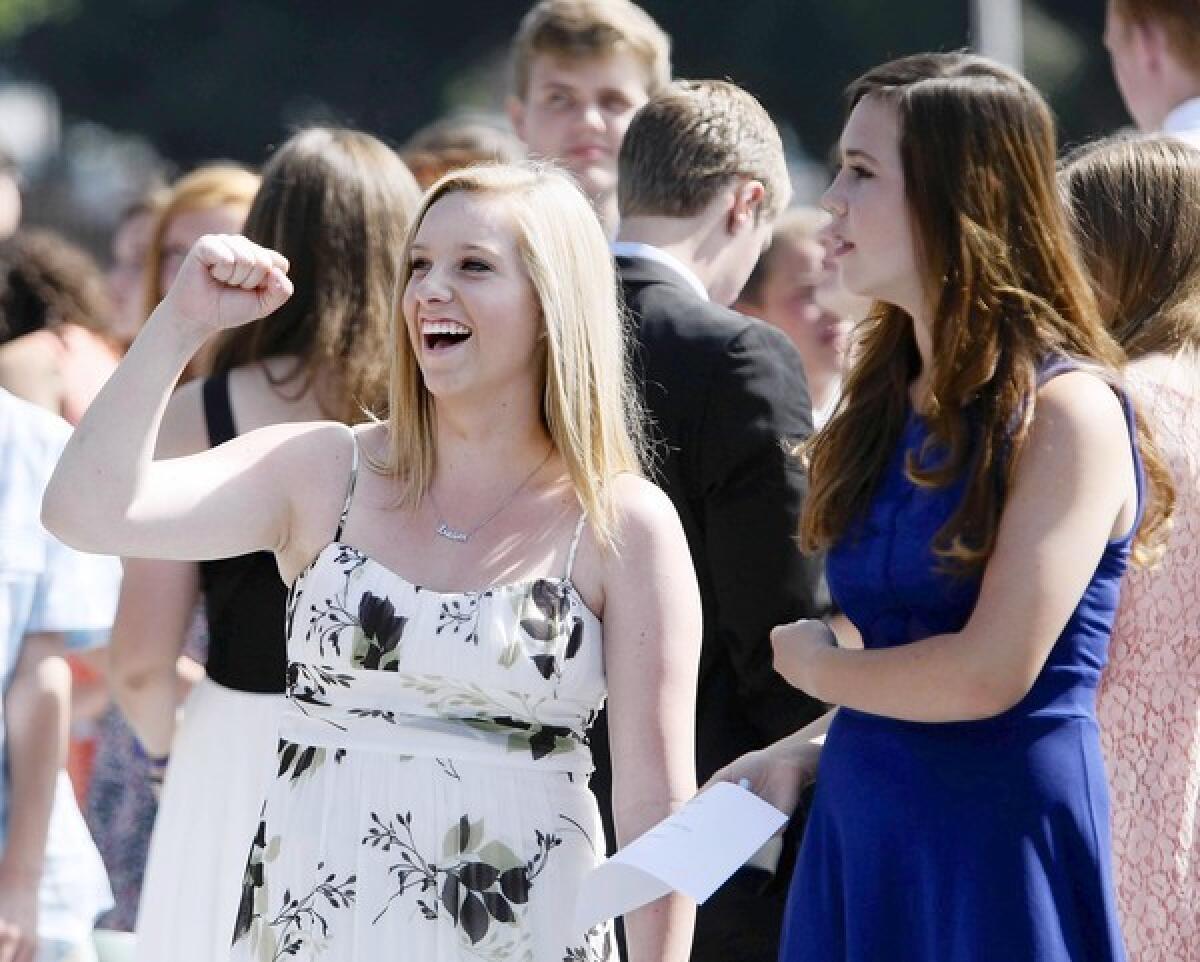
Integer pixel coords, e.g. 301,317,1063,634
509,51,650,203
1104,0,1167,131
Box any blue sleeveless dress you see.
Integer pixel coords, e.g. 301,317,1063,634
780,365,1137,961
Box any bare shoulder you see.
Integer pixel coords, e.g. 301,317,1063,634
1030,370,1129,457
608,472,682,539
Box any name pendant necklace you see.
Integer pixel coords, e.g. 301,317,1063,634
427,447,554,544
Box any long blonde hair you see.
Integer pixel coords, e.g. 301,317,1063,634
383,163,645,548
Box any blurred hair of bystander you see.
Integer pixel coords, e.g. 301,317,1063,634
402,114,526,189
1059,132,1200,962
618,79,791,223
0,229,118,425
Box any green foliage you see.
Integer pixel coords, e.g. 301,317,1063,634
0,0,73,40
5,0,1126,172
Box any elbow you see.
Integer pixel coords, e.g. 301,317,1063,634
40,478,96,551
109,648,171,701
955,667,1035,720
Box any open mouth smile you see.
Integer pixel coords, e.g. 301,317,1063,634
421,319,473,352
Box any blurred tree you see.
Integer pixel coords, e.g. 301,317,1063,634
6,0,1125,173
0,0,72,41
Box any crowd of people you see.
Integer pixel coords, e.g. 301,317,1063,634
0,0,1197,960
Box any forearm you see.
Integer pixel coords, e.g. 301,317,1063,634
42,310,206,551
614,797,696,962
804,631,1020,722
111,657,184,757
109,559,201,755
2,637,71,880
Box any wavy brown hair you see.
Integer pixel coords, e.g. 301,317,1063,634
801,52,1172,569
209,128,422,424
1059,134,1200,360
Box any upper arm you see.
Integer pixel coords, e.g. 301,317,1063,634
52,421,349,575
109,558,200,676
0,336,61,414
601,476,701,818
963,372,1136,700
107,381,213,673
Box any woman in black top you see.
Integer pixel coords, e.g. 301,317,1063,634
109,128,420,961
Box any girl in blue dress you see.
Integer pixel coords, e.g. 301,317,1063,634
714,52,1175,961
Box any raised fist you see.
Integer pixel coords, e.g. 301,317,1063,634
160,234,293,337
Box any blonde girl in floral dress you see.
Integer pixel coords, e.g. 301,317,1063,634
44,163,700,962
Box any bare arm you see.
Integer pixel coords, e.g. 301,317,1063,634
773,373,1138,722
41,235,339,584
108,381,215,755
603,476,701,962
0,633,71,962
109,559,202,756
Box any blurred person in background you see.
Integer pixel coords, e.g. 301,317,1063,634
735,207,867,429
611,79,827,962
0,226,127,820
118,128,421,962
106,191,167,351
141,163,261,382
0,152,21,241
0,230,120,425
1105,0,1200,145
402,113,525,189
1060,132,1200,962
506,0,671,237
85,162,259,932
0,384,120,962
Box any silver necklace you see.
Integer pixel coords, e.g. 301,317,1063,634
427,447,554,544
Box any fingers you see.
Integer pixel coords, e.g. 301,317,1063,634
193,235,289,291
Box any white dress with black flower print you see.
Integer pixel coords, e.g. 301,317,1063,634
229,537,616,962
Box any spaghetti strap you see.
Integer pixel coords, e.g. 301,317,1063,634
563,513,587,581
333,427,360,543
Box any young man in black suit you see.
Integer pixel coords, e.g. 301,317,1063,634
590,79,829,962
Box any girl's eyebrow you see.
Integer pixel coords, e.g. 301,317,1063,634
843,147,878,164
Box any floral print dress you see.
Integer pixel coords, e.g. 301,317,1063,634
230,442,614,962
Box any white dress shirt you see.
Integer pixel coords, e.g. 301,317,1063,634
1163,97,1200,149
610,240,710,302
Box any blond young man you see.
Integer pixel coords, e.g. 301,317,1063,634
595,79,828,962
1105,0,1200,145
507,0,670,235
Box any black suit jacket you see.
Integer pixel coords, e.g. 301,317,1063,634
590,254,827,859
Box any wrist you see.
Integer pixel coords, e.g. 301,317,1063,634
141,304,211,360
0,855,43,887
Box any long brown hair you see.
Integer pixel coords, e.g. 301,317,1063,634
802,52,1172,569
209,128,422,424
1059,134,1200,360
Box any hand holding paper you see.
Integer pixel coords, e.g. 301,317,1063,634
574,781,788,934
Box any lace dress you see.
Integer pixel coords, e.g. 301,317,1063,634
1096,365,1200,962
230,439,615,962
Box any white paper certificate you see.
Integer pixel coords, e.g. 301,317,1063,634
573,782,789,933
